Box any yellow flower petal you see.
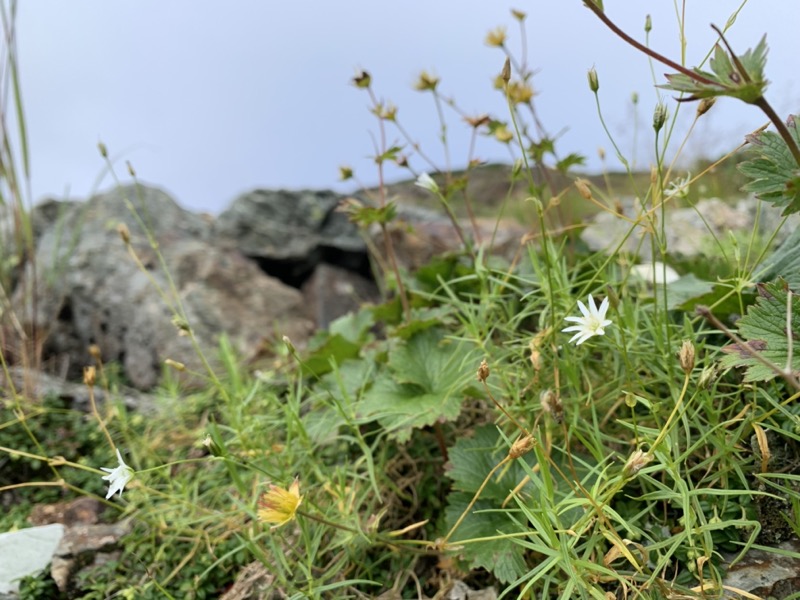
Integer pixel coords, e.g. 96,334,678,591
258,477,303,529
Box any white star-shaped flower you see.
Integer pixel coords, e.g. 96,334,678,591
101,449,135,500
562,294,613,345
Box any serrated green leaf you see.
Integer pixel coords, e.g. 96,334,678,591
719,280,800,381
555,152,586,173
738,116,800,215
443,425,536,583
660,36,769,103
444,493,528,583
358,329,473,442
446,425,533,498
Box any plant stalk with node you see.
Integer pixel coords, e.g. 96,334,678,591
582,1,800,168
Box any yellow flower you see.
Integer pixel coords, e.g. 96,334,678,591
258,478,303,528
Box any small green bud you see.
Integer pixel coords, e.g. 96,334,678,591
587,67,599,93
644,14,652,34
98,141,108,158
631,91,639,105
653,102,667,132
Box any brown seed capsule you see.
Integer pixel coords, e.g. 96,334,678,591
477,359,490,382
509,435,535,459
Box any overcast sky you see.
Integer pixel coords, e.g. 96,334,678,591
14,1,799,214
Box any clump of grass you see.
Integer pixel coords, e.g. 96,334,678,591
4,3,800,599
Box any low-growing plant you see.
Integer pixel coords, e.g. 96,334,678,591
4,2,800,599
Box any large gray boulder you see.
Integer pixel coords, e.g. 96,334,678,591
14,184,313,389
214,189,368,284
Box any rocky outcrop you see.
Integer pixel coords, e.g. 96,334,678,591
214,189,368,285
13,185,314,389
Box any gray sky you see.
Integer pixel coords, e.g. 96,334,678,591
15,1,799,213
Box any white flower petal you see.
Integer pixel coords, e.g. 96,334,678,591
562,294,614,346
101,449,134,500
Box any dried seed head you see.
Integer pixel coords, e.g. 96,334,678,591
338,165,354,181
352,69,371,89
464,113,490,129
83,366,96,386
623,449,653,478
88,344,101,361
540,389,563,423
282,335,296,354
587,67,599,93
509,435,535,459
511,9,526,21
414,70,440,92
679,339,695,374
477,359,490,382
598,146,606,161
698,363,719,389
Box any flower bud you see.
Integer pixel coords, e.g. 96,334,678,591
575,178,593,200
500,58,511,84
653,103,668,132
165,359,186,372
697,97,716,117
679,340,695,374
98,141,108,158
587,67,599,93
644,14,652,34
